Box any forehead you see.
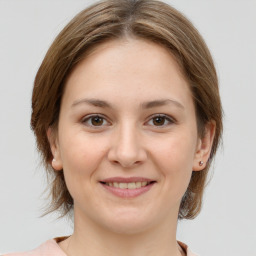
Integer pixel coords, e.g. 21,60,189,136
63,38,192,108
71,38,186,81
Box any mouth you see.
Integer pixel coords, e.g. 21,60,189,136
99,177,157,198
100,180,156,189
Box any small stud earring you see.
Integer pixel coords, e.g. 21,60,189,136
52,158,56,164
199,161,204,166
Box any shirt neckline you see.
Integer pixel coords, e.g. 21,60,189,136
52,236,189,256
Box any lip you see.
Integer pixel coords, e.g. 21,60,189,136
99,177,156,198
100,176,155,183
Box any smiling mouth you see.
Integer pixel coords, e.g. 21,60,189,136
100,181,156,189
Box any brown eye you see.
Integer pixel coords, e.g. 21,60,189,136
82,115,109,128
147,114,174,127
91,116,104,126
152,116,166,126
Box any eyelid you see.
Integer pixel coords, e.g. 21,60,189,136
81,113,176,129
145,114,176,127
81,114,111,128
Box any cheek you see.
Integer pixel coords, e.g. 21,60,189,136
151,132,197,193
153,132,196,169
58,133,109,204
58,132,107,183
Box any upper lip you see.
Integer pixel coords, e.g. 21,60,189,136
100,177,156,183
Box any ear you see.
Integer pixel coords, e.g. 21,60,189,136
47,128,63,171
193,120,216,171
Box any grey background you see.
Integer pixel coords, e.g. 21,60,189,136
0,0,255,255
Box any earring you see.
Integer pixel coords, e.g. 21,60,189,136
52,158,56,164
199,161,204,166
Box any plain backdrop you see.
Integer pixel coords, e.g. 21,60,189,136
0,0,255,255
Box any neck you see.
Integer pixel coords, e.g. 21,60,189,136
59,208,184,256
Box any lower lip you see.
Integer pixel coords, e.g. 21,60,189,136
100,182,156,198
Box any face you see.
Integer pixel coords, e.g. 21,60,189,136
49,39,213,234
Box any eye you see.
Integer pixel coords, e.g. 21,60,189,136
147,114,175,127
82,115,110,127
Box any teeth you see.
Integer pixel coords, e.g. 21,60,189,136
105,181,150,189
141,181,147,186
135,182,142,188
128,182,136,189
119,183,128,189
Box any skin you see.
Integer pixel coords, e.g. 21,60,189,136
48,38,215,256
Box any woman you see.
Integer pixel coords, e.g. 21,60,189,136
4,0,222,255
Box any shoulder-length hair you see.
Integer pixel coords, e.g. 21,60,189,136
31,0,223,219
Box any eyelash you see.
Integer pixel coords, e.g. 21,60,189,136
81,114,110,128
147,114,176,127
81,114,175,129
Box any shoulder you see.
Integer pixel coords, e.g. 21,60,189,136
2,238,199,256
2,237,67,256
178,240,200,256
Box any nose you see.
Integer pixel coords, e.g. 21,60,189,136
107,123,147,168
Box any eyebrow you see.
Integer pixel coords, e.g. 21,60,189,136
72,98,111,108
141,99,184,109
72,98,184,109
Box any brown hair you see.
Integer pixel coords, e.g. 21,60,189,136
31,0,223,219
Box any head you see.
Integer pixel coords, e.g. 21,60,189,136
31,0,222,221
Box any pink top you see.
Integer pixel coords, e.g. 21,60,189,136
3,237,198,256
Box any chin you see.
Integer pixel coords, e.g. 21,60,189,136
105,221,151,235
101,210,157,235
